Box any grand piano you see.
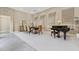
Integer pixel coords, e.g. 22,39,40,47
51,25,70,40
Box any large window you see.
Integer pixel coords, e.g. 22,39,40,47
47,12,56,30
62,8,74,24
62,8,74,30
40,15,46,30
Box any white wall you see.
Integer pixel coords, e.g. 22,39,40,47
33,7,73,30
0,7,77,32
0,7,33,32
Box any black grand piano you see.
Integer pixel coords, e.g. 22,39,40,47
51,25,70,40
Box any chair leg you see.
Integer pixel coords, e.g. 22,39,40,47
51,32,52,36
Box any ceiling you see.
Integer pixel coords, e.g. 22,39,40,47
12,7,50,14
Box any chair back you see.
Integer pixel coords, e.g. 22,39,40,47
38,25,42,32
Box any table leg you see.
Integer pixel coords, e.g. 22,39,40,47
53,30,55,38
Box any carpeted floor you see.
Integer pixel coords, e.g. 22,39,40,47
0,32,79,51
14,32,79,51
0,33,36,51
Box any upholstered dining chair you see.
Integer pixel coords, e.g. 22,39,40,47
38,25,43,34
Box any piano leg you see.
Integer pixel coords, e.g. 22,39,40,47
64,32,66,40
57,31,60,38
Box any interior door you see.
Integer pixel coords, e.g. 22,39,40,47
0,15,12,33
